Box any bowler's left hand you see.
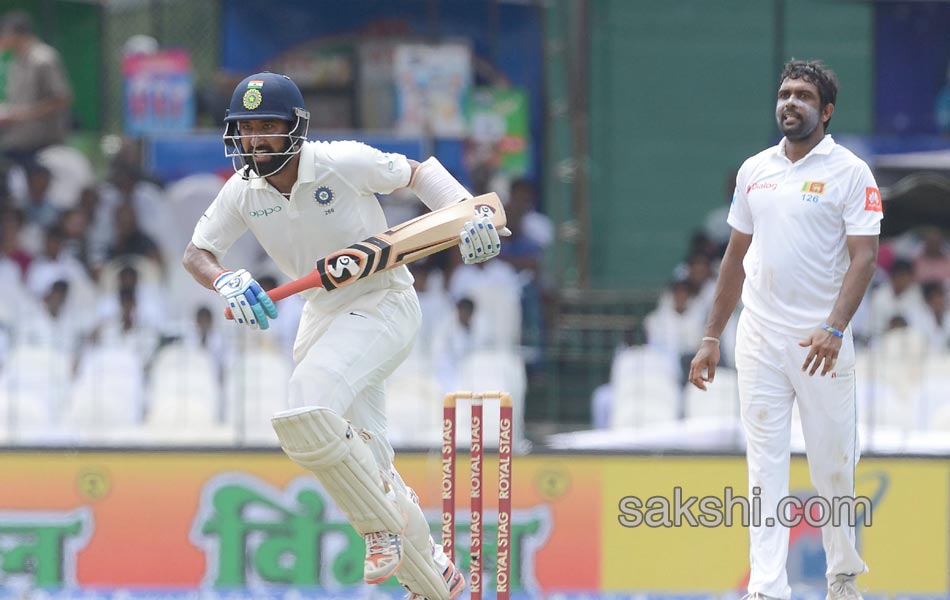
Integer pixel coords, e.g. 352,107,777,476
800,328,842,377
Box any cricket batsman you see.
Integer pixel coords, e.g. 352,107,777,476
183,71,507,599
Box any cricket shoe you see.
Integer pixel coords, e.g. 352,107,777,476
363,530,403,584
402,560,466,600
827,573,863,600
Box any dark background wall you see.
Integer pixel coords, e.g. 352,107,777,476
586,0,874,288
874,0,950,135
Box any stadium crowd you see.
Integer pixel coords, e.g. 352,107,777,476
0,130,553,444
1,8,947,448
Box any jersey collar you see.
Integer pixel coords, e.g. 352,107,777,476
247,141,315,190
776,134,836,161
296,141,317,183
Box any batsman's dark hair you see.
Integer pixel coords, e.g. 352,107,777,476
780,59,839,130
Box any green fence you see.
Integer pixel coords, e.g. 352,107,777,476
584,0,874,288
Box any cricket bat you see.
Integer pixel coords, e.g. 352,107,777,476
225,192,506,320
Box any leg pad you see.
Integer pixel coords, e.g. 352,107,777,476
272,406,406,534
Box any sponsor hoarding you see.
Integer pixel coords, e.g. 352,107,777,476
0,452,944,598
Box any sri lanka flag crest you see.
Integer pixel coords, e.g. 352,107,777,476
801,181,826,194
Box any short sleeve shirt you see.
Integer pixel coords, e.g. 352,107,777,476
192,140,414,313
727,135,882,334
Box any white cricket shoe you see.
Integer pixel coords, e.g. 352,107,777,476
827,573,863,600
740,593,783,600
363,530,403,584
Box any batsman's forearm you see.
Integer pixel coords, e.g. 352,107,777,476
703,258,745,338
825,249,877,332
182,242,226,290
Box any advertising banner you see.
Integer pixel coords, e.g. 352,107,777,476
122,49,195,136
465,87,531,177
0,452,945,598
393,43,472,137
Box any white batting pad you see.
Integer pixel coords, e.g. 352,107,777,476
271,407,406,535
391,488,458,600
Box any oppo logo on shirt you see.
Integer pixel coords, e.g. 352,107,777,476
248,206,283,217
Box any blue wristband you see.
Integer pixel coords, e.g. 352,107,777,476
822,324,844,338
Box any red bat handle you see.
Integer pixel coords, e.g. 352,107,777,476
223,272,324,320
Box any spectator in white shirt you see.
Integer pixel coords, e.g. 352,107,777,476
25,224,97,314
409,261,453,366
868,259,928,337
20,162,59,231
0,253,29,327
917,282,950,351
179,305,226,381
98,159,173,263
431,297,484,394
95,288,160,365
15,279,86,369
645,278,705,387
96,263,165,333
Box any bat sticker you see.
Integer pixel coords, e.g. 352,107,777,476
364,236,393,273
322,253,363,289
474,204,496,219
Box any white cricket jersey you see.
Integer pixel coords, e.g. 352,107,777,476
727,135,882,335
192,140,414,313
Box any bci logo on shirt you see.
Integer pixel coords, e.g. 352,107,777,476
248,206,282,217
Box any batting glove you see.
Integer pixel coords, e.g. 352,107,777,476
459,212,502,265
214,269,278,329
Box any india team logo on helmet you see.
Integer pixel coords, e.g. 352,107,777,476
242,89,262,110
222,72,310,179
241,79,264,110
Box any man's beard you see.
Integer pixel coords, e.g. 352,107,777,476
776,101,821,141
247,143,288,175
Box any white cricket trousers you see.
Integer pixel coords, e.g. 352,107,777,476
287,286,422,470
735,310,867,599
285,285,456,591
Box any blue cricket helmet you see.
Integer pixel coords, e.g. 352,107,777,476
225,72,307,123
223,72,310,178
